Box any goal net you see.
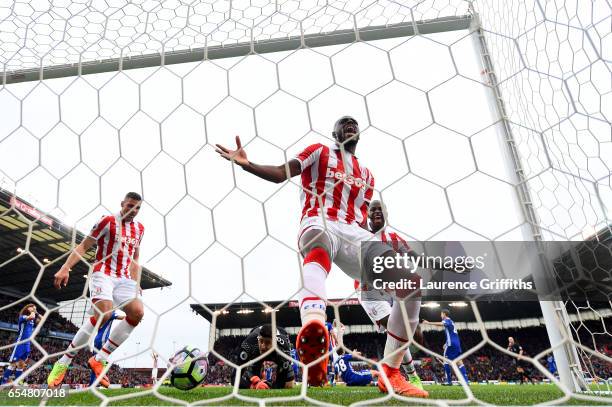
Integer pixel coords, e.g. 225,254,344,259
0,0,610,405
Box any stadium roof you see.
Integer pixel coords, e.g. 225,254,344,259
190,300,551,330
0,188,171,305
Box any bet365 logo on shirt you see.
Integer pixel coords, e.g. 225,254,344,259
326,168,367,189
121,236,138,245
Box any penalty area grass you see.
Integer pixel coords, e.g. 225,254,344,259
0,384,611,405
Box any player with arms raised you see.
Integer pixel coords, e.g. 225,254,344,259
216,118,428,397
47,192,145,388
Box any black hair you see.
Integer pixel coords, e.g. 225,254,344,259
259,323,273,339
124,192,142,201
441,308,450,317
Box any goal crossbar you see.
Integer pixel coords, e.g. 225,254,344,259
2,15,471,85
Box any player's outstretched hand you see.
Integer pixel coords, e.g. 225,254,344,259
54,268,69,289
215,136,249,167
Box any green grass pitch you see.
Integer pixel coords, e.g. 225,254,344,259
1,384,611,406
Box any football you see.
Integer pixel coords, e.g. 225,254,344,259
169,346,209,391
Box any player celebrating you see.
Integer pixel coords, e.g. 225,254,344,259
230,324,295,389
47,192,145,388
356,200,424,390
0,304,41,385
422,309,469,385
333,349,379,386
216,117,427,397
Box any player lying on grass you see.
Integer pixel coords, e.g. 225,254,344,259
0,304,42,385
356,200,424,390
422,309,469,385
216,117,427,397
47,192,145,388
333,349,379,386
230,324,295,389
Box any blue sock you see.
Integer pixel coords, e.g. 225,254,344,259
459,365,468,383
1,368,14,385
444,364,452,384
14,369,23,382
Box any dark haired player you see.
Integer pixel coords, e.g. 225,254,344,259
48,192,145,388
333,348,379,386
217,117,428,397
0,304,41,385
355,200,424,390
508,336,535,384
230,324,295,389
422,309,469,385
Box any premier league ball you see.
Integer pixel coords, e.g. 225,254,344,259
170,346,209,390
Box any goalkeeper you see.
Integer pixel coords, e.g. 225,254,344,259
230,324,295,389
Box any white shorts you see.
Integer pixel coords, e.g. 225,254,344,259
89,272,139,306
360,298,392,333
298,216,378,280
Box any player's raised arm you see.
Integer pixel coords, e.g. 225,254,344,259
54,236,96,289
215,136,301,183
421,320,445,327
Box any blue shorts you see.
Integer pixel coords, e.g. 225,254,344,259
345,371,373,386
444,345,462,361
9,345,30,363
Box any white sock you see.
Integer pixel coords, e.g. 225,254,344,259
95,319,136,361
59,316,96,366
383,300,420,369
383,333,406,369
297,262,327,325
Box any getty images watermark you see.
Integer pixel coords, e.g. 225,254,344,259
359,240,611,302
370,250,533,292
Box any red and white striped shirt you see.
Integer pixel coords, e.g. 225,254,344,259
295,143,375,225
380,229,411,253
89,213,145,279
354,228,411,291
